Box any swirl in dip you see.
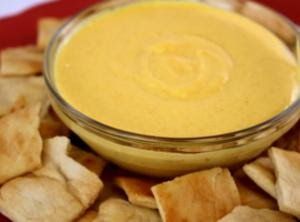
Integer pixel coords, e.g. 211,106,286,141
54,0,299,138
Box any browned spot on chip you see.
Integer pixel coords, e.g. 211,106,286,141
37,17,65,49
114,176,158,209
97,198,161,222
152,168,240,222
0,137,103,222
0,46,43,76
69,146,106,175
0,104,42,184
218,206,296,222
243,157,276,198
0,76,48,116
269,147,300,219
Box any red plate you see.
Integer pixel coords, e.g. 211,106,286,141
0,0,298,221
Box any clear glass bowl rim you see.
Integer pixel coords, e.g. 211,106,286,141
44,0,300,147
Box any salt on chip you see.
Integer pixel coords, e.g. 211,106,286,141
69,146,106,175
97,198,161,222
269,147,300,218
37,17,65,49
218,205,296,222
77,210,98,222
0,136,103,222
0,104,42,184
114,176,158,209
235,180,277,209
0,76,48,116
0,46,43,75
151,168,240,222
243,157,276,198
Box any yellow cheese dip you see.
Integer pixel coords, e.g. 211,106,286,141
54,0,299,137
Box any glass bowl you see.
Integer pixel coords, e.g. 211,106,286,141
44,0,300,177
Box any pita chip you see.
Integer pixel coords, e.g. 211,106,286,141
77,211,98,222
0,104,42,184
243,157,276,198
269,147,300,218
114,176,158,209
69,146,106,175
0,176,83,222
0,46,43,75
97,198,161,222
218,206,296,222
0,137,102,222
235,180,277,209
37,17,65,49
36,137,103,207
151,168,240,222
0,76,48,116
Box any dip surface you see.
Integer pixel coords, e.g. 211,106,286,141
55,0,299,137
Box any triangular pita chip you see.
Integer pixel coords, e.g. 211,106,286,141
218,206,296,222
0,46,43,75
69,146,106,176
37,17,65,49
0,104,42,184
114,176,158,209
0,76,48,116
243,157,276,198
0,137,103,222
151,168,240,222
97,198,161,222
269,147,300,218
77,210,98,222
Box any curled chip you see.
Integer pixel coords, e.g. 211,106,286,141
218,206,296,222
151,168,240,222
0,104,42,184
243,157,276,198
114,176,158,209
98,198,161,222
0,137,103,222
0,76,48,116
37,17,65,49
0,46,43,75
269,147,300,219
